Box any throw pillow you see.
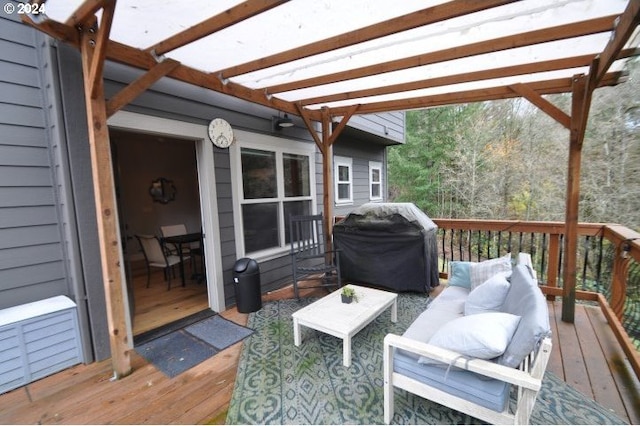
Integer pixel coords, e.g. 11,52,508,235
464,274,511,315
419,312,521,362
498,264,551,368
448,261,473,289
469,253,512,290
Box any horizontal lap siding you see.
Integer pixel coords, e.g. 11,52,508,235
0,15,66,309
333,137,388,217
101,60,399,308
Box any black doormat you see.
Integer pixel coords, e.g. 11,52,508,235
134,309,217,346
134,314,254,378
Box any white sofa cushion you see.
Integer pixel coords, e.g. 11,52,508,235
420,312,521,361
464,274,511,315
498,264,551,367
469,253,512,290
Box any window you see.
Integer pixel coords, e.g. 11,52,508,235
231,131,315,258
369,161,383,201
334,156,353,205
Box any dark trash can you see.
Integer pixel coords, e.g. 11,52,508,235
233,258,262,313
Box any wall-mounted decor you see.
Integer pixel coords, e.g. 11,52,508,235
208,118,235,148
149,177,176,204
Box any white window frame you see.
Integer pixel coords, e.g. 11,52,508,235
369,160,383,201
334,156,353,205
230,130,317,261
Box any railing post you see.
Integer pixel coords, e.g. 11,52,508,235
546,233,560,301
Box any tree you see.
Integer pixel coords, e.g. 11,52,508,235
389,59,639,232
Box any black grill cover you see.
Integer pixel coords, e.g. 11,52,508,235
333,203,439,293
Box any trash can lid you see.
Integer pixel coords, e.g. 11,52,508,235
233,257,258,273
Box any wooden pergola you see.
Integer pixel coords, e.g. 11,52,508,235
23,0,640,378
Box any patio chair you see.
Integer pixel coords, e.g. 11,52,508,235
160,224,203,272
289,214,341,299
135,234,188,290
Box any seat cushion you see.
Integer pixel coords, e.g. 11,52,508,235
394,351,510,412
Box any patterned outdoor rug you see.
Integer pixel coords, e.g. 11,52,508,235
226,294,626,425
136,314,253,378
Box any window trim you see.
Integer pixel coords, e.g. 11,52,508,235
334,155,353,206
230,130,317,261
369,160,383,201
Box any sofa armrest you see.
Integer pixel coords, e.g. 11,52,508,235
384,333,549,391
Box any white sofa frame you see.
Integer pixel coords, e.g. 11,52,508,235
384,329,552,424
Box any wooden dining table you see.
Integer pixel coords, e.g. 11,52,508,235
162,232,203,286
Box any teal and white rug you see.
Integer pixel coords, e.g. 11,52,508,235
226,294,626,425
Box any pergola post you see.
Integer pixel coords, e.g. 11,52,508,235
320,108,334,247
561,73,589,323
79,15,132,377
297,105,359,249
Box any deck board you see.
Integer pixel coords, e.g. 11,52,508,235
585,304,640,424
552,302,594,398
0,280,638,425
575,304,628,421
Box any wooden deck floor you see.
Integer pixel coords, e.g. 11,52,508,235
1,277,639,424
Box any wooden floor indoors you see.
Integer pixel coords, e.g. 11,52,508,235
0,275,639,424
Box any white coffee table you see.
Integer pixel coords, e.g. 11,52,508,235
292,284,398,367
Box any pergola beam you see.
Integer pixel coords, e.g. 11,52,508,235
594,0,640,83
218,0,516,79
88,0,115,100
509,83,571,129
149,0,287,57
66,0,108,27
264,16,617,95
298,49,638,108
106,59,180,117
324,72,624,116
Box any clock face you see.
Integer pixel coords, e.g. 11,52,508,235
208,118,234,148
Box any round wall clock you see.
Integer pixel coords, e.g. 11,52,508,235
208,118,234,148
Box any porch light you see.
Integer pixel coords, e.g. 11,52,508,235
274,113,294,129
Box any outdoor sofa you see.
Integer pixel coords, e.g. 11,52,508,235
383,253,552,424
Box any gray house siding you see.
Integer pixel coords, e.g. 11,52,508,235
0,14,68,309
2,15,404,360
332,134,389,217
1,14,101,361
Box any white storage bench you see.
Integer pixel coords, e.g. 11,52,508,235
0,296,84,394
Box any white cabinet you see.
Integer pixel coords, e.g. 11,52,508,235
0,296,84,394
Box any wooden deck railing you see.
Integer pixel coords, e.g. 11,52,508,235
433,219,640,379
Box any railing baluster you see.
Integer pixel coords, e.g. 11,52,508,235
581,236,591,290
596,235,604,293
530,232,535,257
541,233,548,283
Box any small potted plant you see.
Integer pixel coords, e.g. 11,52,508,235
341,286,357,304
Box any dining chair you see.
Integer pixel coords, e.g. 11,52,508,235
160,224,203,273
135,234,187,290
160,224,190,255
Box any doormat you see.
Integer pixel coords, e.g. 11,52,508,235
134,309,217,346
135,315,253,378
